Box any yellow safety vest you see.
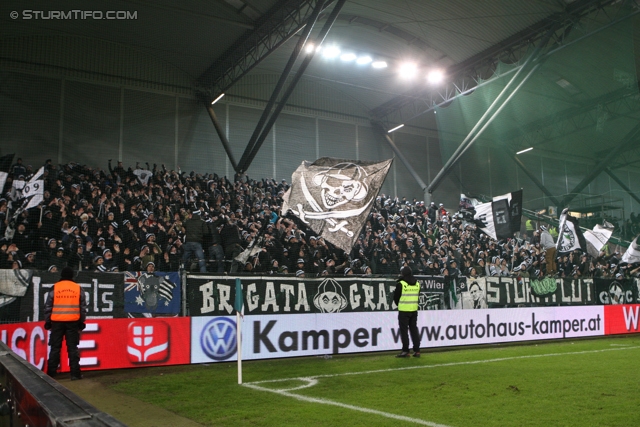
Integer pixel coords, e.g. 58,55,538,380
51,280,82,322
398,280,420,312
525,220,534,231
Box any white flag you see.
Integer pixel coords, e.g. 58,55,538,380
622,235,640,264
556,208,586,253
583,221,614,258
23,167,45,209
133,169,153,186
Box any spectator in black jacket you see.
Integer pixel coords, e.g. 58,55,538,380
181,209,207,272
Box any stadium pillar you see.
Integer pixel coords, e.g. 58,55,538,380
237,0,326,172
372,121,429,202
206,103,239,172
240,0,347,172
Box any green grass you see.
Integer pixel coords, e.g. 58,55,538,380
102,336,640,427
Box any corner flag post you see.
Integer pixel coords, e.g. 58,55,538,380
235,278,243,384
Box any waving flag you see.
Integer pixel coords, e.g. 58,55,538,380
622,235,640,264
584,221,614,257
556,208,587,253
0,154,14,195
283,157,392,253
23,167,45,209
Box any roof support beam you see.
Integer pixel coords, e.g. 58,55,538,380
510,153,562,208
605,168,640,206
205,103,238,172
197,0,331,99
239,0,347,173
370,0,622,126
237,0,326,172
561,121,640,208
372,121,430,203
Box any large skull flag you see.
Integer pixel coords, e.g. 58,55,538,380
283,157,392,253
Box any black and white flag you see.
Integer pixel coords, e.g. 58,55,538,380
0,154,14,196
584,221,614,258
493,189,523,234
556,208,587,253
23,166,45,209
622,235,640,264
283,157,392,253
473,198,511,240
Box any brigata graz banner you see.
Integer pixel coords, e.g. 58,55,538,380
186,275,451,316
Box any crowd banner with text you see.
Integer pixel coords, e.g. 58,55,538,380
124,271,181,315
186,275,450,316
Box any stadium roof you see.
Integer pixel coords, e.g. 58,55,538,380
3,0,640,176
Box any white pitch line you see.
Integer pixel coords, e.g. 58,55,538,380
244,382,452,427
244,345,640,427
247,345,640,385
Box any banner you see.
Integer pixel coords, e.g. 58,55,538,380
593,277,638,305
124,271,181,315
23,166,45,209
493,189,523,234
604,304,640,335
24,271,126,322
283,157,392,253
186,275,450,316
0,153,14,194
192,306,605,363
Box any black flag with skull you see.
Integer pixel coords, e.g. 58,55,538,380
283,157,392,253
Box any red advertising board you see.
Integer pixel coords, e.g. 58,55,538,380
0,318,191,372
604,304,640,335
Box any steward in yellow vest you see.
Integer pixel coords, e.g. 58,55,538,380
44,267,87,380
393,266,421,358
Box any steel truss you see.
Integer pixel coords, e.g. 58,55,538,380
370,0,630,128
197,0,331,99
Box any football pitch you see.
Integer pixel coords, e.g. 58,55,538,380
77,335,640,426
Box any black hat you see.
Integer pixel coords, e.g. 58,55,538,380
60,267,75,280
400,266,413,278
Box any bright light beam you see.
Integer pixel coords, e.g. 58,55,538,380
387,124,404,133
356,55,372,65
516,147,533,155
340,53,357,62
427,70,444,84
211,93,225,105
371,61,387,69
322,46,341,58
398,62,418,79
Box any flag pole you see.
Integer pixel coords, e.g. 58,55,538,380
235,278,243,385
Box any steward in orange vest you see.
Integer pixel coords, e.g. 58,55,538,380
44,267,87,380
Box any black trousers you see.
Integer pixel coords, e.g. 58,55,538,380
398,311,421,352
48,321,81,377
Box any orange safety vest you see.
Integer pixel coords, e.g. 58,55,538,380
51,280,82,322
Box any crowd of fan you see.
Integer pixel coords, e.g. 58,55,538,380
1,157,639,280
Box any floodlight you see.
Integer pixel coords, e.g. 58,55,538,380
387,124,404,133
398,62,418,79
427,69,444,84
516,147,533,155
356,55,372,65
322,46,341,58
340,53,356,62
211,93,225,105
305,43,315,54
371,61,388,69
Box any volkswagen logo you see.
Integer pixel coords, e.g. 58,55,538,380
201,318,237,361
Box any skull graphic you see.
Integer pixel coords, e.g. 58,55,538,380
312,163,368,210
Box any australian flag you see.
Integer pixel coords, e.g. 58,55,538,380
124,271,180,315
